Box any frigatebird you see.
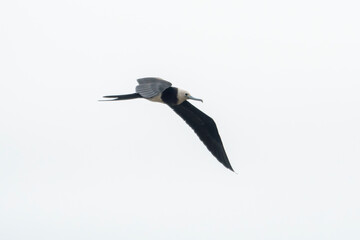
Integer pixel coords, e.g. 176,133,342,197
101,77,234,171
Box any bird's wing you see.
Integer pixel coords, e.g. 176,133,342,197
136,77,172,98
169,101,234,171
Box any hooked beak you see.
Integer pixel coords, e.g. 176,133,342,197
188,95,203,102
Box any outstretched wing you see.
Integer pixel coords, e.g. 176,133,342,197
136,77,172,98
170,101,234,171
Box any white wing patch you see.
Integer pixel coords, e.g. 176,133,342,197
135,77,172,98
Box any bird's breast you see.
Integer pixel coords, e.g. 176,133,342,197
145,87,180,105
160,87,179,105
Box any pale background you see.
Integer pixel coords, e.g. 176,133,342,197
1,1,359,239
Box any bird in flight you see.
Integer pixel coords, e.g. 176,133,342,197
101,77,234,172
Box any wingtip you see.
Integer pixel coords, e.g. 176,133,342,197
223,161,235,173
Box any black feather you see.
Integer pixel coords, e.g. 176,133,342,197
100,93,142,101
169,101,234,171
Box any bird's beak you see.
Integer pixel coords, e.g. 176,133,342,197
188,95,203,102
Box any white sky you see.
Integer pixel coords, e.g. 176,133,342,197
1,0,359,239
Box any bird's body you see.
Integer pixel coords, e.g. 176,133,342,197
102,77,234,171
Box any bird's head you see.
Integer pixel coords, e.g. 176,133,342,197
177,88,203,104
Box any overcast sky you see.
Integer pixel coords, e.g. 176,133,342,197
1,0,359,239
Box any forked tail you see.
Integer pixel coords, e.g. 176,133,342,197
100,93,143,101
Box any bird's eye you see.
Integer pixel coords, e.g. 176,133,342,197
185,93,188,96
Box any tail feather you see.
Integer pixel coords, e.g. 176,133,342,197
100,93,142,101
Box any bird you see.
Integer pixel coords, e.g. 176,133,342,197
101,77,234,172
